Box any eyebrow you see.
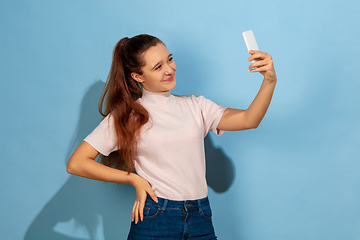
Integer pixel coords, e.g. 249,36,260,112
151,54,173,71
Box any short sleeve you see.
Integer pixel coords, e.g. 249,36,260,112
193,95,227,136
83,114,118,156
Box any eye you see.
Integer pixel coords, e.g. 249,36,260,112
154,65,162,70
168,56,173,62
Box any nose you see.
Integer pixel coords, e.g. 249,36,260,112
164,63,175,75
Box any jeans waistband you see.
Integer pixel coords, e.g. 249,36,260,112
146,195,210,212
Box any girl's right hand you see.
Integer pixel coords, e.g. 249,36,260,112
130,174,158,224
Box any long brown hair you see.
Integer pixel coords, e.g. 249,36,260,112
98,34,163,172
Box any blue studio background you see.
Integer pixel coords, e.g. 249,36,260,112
1,0,360,239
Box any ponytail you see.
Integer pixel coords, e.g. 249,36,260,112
98,34,162,172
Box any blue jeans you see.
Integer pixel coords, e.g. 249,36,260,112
127,196,217,240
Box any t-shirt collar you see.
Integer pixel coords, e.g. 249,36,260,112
140,88,175,108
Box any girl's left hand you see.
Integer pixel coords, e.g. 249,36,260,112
247,50,277,82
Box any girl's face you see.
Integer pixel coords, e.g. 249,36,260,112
132,43,176,93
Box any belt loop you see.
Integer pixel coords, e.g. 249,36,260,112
197,199,203,214
161,199,168,212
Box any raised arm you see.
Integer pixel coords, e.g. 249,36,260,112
217,50,277,131
67,141,158,224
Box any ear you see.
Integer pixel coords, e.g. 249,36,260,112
131,72,144,83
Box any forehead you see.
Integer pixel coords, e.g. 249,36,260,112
142,43,170,67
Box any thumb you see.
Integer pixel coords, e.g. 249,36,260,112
147,188,158,203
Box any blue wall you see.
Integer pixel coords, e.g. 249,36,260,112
1,0,360,239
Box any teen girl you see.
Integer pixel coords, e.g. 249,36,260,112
67,34,277,239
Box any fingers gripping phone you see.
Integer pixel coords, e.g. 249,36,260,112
242,30,259,63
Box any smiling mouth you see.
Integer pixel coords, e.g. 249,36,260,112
163,76,174,82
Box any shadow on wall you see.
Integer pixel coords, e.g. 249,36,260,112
205,135,235,193
24,81,135,240
24,81,235,240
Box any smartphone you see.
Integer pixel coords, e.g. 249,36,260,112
242,30,259,51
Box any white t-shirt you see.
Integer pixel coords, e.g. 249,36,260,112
84,89,227,200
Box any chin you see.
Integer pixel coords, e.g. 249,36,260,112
167,80,176,91
161,77,176,90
